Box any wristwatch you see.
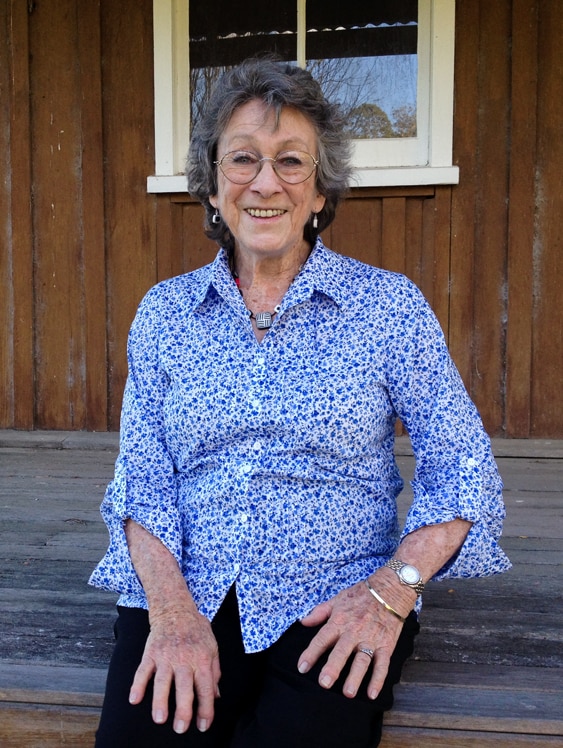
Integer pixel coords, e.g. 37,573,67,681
384,559,425,595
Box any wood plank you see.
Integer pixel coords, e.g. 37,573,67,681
156,195,184,281
5,0,35,429
0,663,105,707
505,0,538,437
424,187,451,336
0,1,13,427
0,703,99,748
531,1,563,436
380,726,563,747
381,197,407,274
448,0,480,391
30,0,86,429
180,202,222,273
77,0,109,431
101,0,158,429
328,194,383,267
470,0,511,435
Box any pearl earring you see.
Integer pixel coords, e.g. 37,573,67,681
312,213,318,229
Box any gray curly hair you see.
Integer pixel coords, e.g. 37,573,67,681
186,57,352,252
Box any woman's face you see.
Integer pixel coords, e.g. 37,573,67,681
210,100,326,262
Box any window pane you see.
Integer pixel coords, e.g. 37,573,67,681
306,0,417,138
189,0,418,139
189,0,296,131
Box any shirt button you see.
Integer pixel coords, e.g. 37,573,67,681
233,563,240,573
467,457,477,468
240,513,249,524
256,356,266,366
241,463,252,474
251,399,262,410
252,440,262,452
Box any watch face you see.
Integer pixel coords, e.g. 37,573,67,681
400,565,421,585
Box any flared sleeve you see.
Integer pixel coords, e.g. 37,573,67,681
385,281,511,579
89,286,182,596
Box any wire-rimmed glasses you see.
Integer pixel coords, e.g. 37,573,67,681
214,150,319,185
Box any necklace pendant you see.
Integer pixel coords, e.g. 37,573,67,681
255,311,273,329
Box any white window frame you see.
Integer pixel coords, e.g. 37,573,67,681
147,0,458,193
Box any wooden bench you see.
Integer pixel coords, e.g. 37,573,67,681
1,660,562,747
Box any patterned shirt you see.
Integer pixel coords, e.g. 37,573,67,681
89,239,510,653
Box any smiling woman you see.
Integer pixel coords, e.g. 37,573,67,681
91,57,509,748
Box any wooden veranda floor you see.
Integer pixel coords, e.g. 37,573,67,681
0,432,561,747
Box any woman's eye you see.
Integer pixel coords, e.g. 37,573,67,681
278,155,302,167
231,152,257,165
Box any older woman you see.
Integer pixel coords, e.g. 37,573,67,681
91,58,510,747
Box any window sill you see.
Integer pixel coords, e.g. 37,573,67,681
146,165,459,194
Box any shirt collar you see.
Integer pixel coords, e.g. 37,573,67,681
191,237,346,313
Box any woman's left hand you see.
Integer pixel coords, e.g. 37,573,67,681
297,575,414,700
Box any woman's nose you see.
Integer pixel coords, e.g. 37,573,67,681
250,158,283,193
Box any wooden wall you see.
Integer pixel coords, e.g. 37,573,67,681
1,0,561,436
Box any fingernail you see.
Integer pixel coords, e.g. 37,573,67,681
320,675,332,689
298,660,309,674
198,718,208,733
174,720,187,734
368,689,379,700
154,709,165,724
128,691,138,704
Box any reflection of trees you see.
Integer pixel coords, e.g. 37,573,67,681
392,105,416,137
189,56,416,139
344,103,394,138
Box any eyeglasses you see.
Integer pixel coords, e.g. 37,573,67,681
214,150,319,185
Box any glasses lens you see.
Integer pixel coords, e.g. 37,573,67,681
220,151,260,184
274,151,317,183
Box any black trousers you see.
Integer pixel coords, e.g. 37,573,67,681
95,587,419,748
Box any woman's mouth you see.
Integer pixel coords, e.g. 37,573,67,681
246,208,287,218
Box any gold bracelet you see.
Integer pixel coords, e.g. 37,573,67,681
365,580,406,623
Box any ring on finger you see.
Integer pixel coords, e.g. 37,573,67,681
357,647,374,659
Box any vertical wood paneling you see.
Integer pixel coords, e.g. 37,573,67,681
2,1,35,428
423,187,451,336
531,0,563,435
328,190,383,268
29,0,86,428
505,0,538,436
77,0,109,431
471,0,511,434
1,0,562,436
101,0,157,429
449,0,480,395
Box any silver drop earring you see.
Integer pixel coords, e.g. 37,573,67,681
211,209,221,225
312,213,318,229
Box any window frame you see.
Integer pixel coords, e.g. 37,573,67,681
147,0,458,193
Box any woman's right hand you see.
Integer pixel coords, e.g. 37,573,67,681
129,603,221,734
124,519,221,734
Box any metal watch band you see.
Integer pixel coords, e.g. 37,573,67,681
384,559,425,594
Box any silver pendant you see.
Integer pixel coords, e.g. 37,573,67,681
255,312,273,329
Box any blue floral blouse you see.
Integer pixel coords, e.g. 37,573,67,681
89,239,511,652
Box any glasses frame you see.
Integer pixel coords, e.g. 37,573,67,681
214,150,320,185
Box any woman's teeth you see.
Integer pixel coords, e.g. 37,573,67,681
246,209,286,218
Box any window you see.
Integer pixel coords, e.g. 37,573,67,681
148,0,458,193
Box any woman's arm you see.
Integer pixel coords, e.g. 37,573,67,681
298,517,472,700
126,520,221,735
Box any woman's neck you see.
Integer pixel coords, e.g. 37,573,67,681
231,243,311,340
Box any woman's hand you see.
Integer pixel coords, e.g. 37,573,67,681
129,603,221,734
297,573,415,700
125,520,221,734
